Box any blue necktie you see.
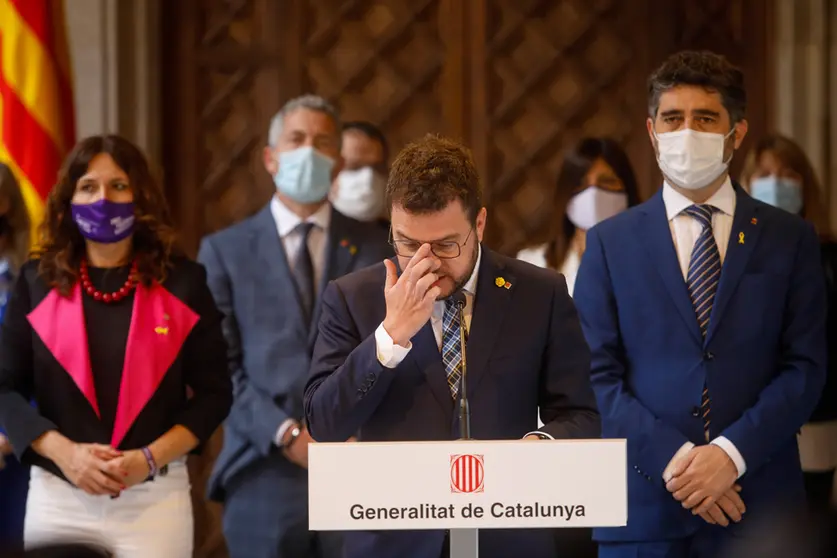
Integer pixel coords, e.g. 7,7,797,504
684,204,720,441
441,299,464,399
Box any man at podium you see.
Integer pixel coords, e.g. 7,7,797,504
304,134,600,558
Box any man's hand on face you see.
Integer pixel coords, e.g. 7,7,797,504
382,244,442,346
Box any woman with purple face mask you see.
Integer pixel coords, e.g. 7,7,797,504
0,135,232,558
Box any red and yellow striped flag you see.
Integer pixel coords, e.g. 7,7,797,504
0,0,76,237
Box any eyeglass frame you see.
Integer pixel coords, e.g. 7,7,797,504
388,227,474,259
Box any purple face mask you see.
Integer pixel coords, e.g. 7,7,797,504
71,199,136,244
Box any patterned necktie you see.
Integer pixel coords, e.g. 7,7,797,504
292,222,315,326
441,298,465,399
683,204,720,441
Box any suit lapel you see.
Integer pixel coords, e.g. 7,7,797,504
310,208,358,344
409,320,453,414
705,186,762,345
466,249,513,398
28,285,100,417
638,192,703,344
251,205,307,332
111,283,199,447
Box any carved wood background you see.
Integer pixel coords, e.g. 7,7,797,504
161,1,772,556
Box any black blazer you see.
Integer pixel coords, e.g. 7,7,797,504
304,247,600,558
0,257,232,482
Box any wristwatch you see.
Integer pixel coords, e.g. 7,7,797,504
285,424,302,448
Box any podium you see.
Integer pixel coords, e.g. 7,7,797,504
309,439,627,557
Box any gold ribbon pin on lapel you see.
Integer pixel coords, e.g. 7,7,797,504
738,232,745,244
155,326,169,335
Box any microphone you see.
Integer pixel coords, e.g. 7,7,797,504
451,291,471,440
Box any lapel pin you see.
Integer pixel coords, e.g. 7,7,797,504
738,232,745,244
349,245,357,255
340,238,349,247
163,313,170,321
495,276,506,288
154,326,169,336
503,282,512,290
751,217,758,225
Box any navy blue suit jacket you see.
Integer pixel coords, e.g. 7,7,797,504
304,247,600,558
573,185,827,543
200,204,389,501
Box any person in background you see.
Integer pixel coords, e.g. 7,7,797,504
0,135,233,558
203,95,390,558
740,134,837,511
0,162,32,552
516,137,639,296
330,121,389,225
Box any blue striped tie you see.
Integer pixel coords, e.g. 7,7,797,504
684,204,720,441
441,299,464,398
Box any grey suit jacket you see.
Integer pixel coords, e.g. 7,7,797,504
200,202,389,501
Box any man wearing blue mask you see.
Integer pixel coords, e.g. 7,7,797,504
573,51,827,557
201,94,390,558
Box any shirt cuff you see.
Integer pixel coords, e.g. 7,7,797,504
375,322,412,368
663,441,695,482
274,418,298,447
524,431,554,440
711,436,747,478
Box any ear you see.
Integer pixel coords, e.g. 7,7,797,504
646,117,656,146
475,207,487,243
732,119,749,149
263,147,278,176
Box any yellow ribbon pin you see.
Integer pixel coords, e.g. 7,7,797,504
495,276,506,288
738,232,745,244
154,326,169,335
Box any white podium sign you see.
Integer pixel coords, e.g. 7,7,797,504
308,439,626,531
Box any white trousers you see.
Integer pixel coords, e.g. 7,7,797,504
24,460,193,558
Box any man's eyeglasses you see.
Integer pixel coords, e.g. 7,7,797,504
389,228,473,259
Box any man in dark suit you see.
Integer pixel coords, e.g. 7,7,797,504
201,94,390,558
572,51,827,558
304,134,600,558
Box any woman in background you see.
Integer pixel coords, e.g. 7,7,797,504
741,134,837,511
0,162,32,552
517,137,640,295
0,135,232,557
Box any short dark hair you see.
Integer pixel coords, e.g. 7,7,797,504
386,134,482,223
343,121,389,162
648,50,746,124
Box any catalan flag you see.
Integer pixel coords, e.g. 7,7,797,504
0,0,75,237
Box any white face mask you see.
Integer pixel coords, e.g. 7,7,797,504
655,128,735,190
566,186,629,230
331,167,387,222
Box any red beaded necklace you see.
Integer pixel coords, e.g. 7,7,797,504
79,258,139,303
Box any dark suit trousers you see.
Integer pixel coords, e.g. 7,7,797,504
222,452,341,558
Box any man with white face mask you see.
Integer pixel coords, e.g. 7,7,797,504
331,121,389,225
574,51,827,558
199,95,389,558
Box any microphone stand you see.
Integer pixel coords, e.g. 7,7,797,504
451,294,478,558
456,296,471,441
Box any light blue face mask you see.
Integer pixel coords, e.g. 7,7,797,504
749,175,803,215
274,146,335,204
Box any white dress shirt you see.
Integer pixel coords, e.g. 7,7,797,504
270,196,331,447
661,177,746,479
